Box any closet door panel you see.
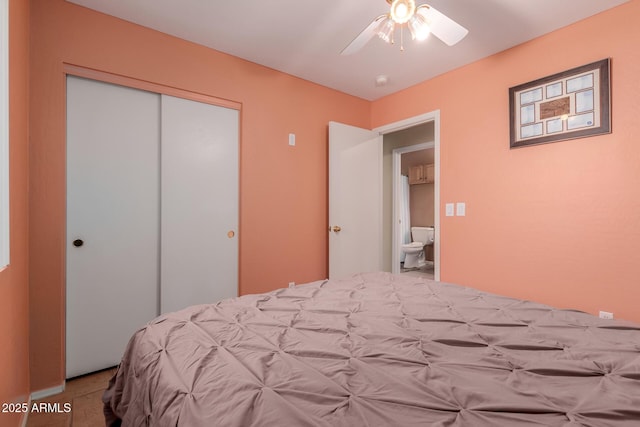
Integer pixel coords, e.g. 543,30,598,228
66,76,160,378
160,95,239,313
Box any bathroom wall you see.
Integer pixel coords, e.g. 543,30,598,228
372,0,640,322
401,149,435,227
381,122,434,271
401,150,435,262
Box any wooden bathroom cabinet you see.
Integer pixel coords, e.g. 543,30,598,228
408,164,434,184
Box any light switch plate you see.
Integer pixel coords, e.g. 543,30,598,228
445,203,454,217
288,133,296,146
456,202,466,216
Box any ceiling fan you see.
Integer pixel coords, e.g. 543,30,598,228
341,0,469,55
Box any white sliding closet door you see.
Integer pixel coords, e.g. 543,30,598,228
160,95,239,314
66,76,160,378
66,78,239,378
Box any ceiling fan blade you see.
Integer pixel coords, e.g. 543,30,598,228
417,5,468,46
341,15,387,56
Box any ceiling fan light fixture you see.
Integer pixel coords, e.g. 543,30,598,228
408,14,430,41
415,4,432,21
376,17,395,43
415,4,468,46
389,0,416,24
340,1,468,55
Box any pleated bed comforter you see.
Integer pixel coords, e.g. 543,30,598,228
103,272,640,426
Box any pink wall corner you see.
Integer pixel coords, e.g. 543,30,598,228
372,0,640,322
0,0,31,426
28,0,370,391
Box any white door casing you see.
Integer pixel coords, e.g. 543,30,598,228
375,110,441,280
66,76,160,378
328,122,383,279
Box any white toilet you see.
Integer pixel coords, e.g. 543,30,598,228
402,226,435,269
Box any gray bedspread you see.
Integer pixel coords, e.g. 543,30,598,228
103,272,640,426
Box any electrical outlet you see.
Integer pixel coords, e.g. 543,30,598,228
599,311,614,320
445,203,454,217
288,282,295,288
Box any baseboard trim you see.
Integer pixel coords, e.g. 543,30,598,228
30,383,65,401
20,396,31,427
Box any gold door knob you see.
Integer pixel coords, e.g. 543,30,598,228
332,226,342,233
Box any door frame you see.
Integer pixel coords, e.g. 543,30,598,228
374,110,440,280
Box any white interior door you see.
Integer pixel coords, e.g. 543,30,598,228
328,122,383,278
66,76,160,378
160,95,239,314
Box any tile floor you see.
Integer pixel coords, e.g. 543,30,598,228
400,261,435,280
26,367,116,427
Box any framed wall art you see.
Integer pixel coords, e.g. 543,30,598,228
509,58,611,149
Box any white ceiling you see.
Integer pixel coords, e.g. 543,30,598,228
66,0,629,101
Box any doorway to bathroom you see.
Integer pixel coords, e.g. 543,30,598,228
393,144,435,279
380,120,439,280
328,110,440,280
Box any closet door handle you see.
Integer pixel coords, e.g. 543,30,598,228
73,239,84,247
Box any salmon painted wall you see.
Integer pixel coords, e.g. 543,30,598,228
29,0,370,391
372,0,640,322
0,0,30,425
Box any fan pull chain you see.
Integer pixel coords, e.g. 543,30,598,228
391,23,395,45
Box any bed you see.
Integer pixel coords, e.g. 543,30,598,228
103,272,640,426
